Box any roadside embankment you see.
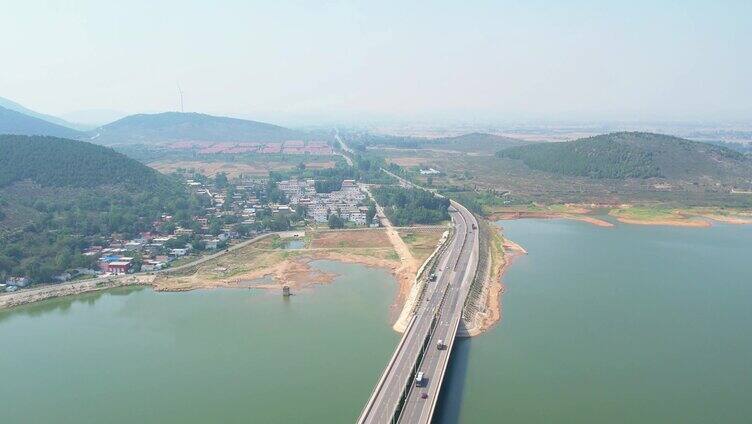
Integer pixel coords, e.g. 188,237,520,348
459,220,526,337
392,229,450,333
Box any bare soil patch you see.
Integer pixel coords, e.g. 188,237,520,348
311,229,393,249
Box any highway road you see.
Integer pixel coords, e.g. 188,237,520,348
358,199,479,424
399,200,478,423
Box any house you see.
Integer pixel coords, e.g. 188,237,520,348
53,272,73,283
5,277,30,288
170,248,189,257
106,261,132,274
141,260,165,272
73,268,99,276
174,227,194,236
124,240,145,251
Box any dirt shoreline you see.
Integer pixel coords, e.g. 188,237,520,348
0,253,410,313
489,206,752,228
488,211,614,227
613,216,711,227
0,227,434,323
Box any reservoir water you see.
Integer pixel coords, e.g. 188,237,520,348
436,219,752,423
0,260,398,424
2,222,751,423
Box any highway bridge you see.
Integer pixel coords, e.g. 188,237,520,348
358,199,479,424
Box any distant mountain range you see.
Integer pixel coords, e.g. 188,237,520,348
498,132,752,181
59,109,128,128
94,112,305,145
0,96,305,145
0,96,85,130
0,105,86,139
426,132,531,153
350,131,531,153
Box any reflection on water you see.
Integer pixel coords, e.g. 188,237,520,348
0,286,144,324
0,260,399,424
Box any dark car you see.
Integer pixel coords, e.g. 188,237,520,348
421,392,428,399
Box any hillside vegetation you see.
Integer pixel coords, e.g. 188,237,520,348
498,132,751,180
0,106,85,139
0,135,162,188
96,112,304,144
0,135,202,283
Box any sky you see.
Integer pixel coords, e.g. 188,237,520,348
1,0,751,126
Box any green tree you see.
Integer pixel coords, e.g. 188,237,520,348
328,214,345,229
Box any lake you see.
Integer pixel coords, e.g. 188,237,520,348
436,219,752,423
2,222,750,423
0,260,398,424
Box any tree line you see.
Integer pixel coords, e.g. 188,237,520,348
372,186,449,226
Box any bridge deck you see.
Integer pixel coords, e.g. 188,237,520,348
358,200,479,424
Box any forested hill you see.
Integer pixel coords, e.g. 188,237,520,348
429,132,531,152
0,106,85,139
95,112,305,144
497,132,752,180
0,134,162,188
0,135,202,283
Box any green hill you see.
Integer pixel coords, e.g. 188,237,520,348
0,106,85,139
498,132,751,180
0,135,162,188
95,112,304,144
0,135,203,283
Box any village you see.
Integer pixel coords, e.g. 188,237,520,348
2,173,377,293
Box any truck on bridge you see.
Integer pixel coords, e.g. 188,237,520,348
415,371,426,387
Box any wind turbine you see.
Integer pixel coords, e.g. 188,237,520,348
177,83,184,113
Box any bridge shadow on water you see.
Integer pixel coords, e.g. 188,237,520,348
433,336,472,423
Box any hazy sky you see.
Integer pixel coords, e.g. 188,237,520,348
1,0,750,124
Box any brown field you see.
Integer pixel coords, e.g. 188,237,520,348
386,156,430,168
397,229,445,263
149,160,336,177
311,229,393,249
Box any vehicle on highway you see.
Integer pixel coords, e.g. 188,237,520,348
437,339,446,350
415,371,426,387
429,273,437,282
421,392,428,399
